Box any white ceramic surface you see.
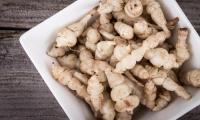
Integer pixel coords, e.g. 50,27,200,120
20,0,200,120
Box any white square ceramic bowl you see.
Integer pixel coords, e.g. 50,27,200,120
20,0,200,120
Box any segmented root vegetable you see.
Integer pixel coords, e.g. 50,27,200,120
153,90,171,111
100,23,115,33
56,28,77,47
124,71,144,87
56,10,96,47
146,65,191,99
143,81,157,109
145,0,171,38
92,19,101,29
124,77,144,100
141,0,154,6
57,54,80,69
51,64,91,104
130,64,149,79
110,55,119,67
175,28,190,66
115,31,168,73
93,60,112,74
134,19,157,39
115,95,140,113
87,75,104,111
116,112,133,120
100,13,112,25
124,0,143,18
105,69,140,113
73,71,89,85
112,11,136,25
99,29,115,40
68,9,97,37
114,22,134,40
48,43,66,57
95,41,116,60
98,0,124,14
105,69,125,88
113,43,132,61
85,28,101,51
144,48,179,69
167,70,179,83
79,47,95,75
111,83,132,101
183,69,200,87
101,94,116,120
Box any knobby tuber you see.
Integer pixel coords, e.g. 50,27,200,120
183,69,200,87
125,0,143,18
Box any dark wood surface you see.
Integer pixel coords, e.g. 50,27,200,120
0,0,200,120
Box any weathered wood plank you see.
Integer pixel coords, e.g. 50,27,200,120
0,0,75,29
0,30,68,120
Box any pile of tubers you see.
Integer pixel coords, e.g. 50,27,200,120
48,0,200,119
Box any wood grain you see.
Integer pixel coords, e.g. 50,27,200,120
0,30,68,120
0,0,74,29
0,0,200,120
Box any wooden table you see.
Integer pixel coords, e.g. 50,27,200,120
0,0,200,120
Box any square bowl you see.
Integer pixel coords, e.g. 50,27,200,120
20,0,200,120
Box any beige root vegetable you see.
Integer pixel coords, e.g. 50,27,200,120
183,69,200,87
114,22,134,40
100,93,116,120
99,29,116,40
56,28,78,47
143,80,157,109
73,71,89,85
175,28,190,66
87,74,104,111
100,23,115,33
105,69,140,113
97,0,124,14
144,48,179,69
115,31,168,73
57,54,80,69
133,19,157,39
99,13,114,33
146,65,191,99
79,46,95,75
113,43,132,61
47,43,66,57
95,41,116,60
100,13,112,25
144,0,171,38
51,64,91,105
124,76,144,100
130,64,149,79
153,90,171,111
116,112,133,120
124,71,144,87
85,28,101,52
56,10,96,47
124,0,143,18
112,11,137,25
